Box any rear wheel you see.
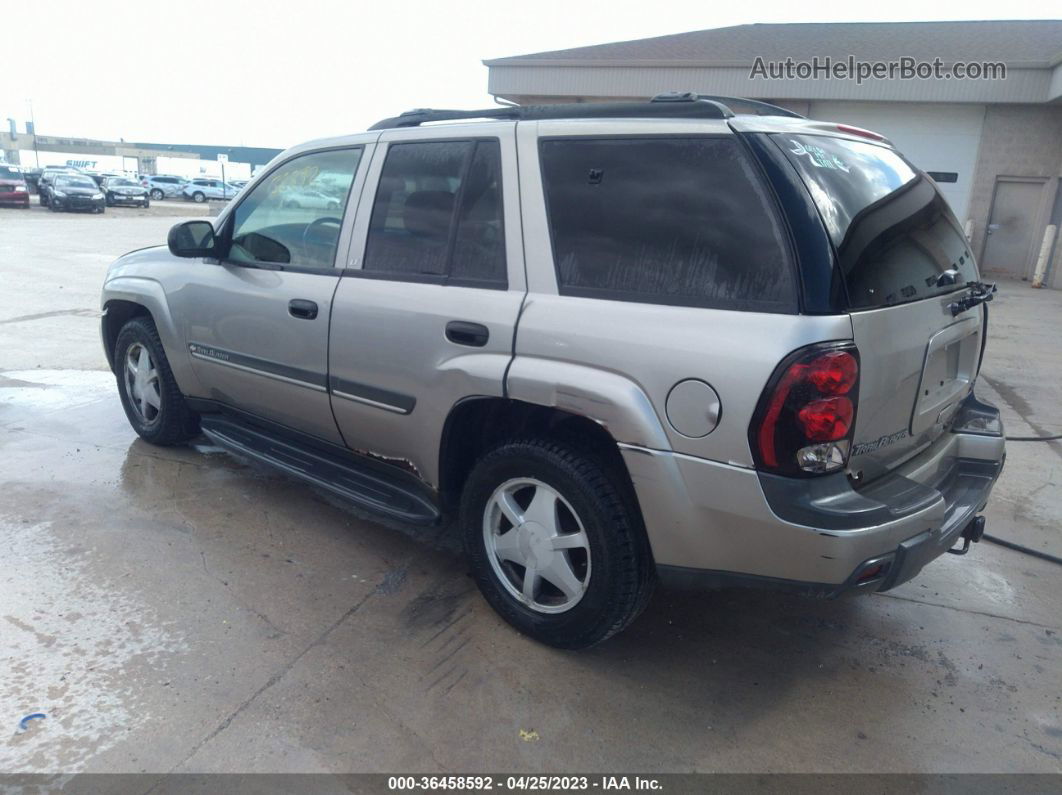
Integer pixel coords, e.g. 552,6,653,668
114,317,199,445
461,438,655,649
192,191,205,203
150,188,164,200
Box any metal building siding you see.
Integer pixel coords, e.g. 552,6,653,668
807,101,986,221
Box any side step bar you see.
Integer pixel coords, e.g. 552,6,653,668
200,416,440,526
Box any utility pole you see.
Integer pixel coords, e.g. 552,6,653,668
27,99,39,168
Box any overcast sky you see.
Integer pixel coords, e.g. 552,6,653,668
3,0,1059,150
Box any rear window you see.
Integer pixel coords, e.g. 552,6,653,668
539,137,797,312
0,165,22,179
776,134,977,310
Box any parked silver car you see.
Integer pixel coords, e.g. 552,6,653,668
99,95,1004,648
141,175,188,201
182,178,240,202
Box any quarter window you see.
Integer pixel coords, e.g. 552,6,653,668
362,140,506,286
227,147,362,270
539,137,796,312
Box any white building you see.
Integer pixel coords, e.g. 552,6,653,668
485,20,1062,286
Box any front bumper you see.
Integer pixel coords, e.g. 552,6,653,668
624,392,1004,596
53,196,105,211
0,191,30,205
110,194,148,205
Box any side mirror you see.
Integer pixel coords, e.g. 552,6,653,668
168,220,217,258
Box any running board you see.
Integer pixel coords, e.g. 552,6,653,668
200,416,440,526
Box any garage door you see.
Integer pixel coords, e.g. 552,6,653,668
809,101,985,222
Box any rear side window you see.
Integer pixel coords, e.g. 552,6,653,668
776,134,977,310
362,139,506,287
539,137,796,312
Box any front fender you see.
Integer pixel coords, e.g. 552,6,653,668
505,357,671,450
102,275,202,396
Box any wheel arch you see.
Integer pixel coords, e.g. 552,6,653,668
101,279,201,395
437,396,645,522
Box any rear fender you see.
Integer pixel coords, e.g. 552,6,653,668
505,357,671,450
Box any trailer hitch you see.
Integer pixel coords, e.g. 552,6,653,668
947,515,986,555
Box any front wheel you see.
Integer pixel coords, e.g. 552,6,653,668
192,191,205,203
114,317,199,445
49,200,61,212
461,438,655,649
150,188,164,200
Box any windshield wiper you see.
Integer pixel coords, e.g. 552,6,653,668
948,281,997,316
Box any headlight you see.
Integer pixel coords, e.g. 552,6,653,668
15,185,27,192
53,191,66,198
92,193,104,200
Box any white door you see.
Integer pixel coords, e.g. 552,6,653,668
809,101,985,222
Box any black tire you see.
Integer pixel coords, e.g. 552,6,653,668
462,437,655,649
105,193,115,206
49,200,60,212
40,194,49,207
114,316,199,446
192,191,205,203
150,188,164,200
142,200,150,208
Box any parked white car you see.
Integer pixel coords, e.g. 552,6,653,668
182,178,241,202
282,188,342,211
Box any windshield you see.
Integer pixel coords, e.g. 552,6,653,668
56,176,97,189
775,133,978,310
109,179,137,187
0,165,22,179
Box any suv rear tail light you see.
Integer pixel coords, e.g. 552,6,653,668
750,343,860,476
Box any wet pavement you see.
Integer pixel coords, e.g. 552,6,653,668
1,210,1060,774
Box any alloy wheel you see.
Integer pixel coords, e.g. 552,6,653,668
124,342,162,424
483,477,591,614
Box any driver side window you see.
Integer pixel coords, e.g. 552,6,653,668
227,147,363,270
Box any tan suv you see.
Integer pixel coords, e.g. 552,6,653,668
100,95,1005,648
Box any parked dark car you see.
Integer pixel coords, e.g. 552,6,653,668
102,176,150,207
47,174,106,213
38,167,81,206
0,164,31,208
88,172,123,187
22,167,43,192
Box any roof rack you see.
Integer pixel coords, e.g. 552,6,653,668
368,92,804,130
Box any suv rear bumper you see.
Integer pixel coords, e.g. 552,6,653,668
621,393,1004,595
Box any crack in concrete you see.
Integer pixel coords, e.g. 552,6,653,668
155,584,382,782
878,591,1060,631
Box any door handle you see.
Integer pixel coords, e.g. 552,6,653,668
445,320,489,347
288,299,318,319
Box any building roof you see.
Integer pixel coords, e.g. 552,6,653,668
485,21,1062,68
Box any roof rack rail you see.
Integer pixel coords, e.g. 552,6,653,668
368,93,803,130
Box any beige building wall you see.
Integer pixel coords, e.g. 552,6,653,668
965,104,1062,285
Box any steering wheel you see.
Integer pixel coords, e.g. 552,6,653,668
301,216,342,254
